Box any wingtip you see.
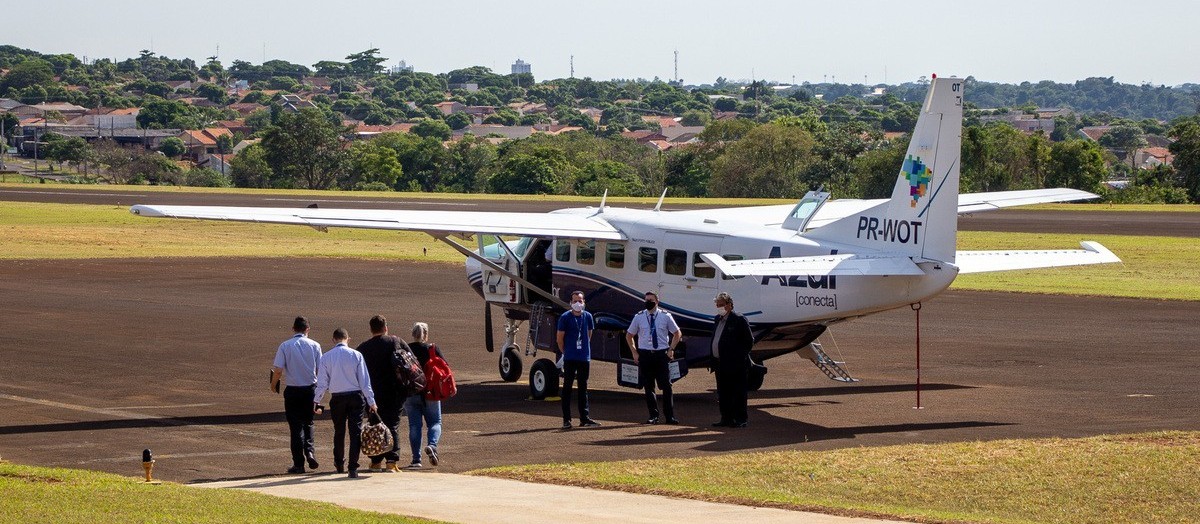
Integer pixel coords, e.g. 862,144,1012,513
1080,241,1121,263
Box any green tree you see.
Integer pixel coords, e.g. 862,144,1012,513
0,59,55,94
575,160,641,196
184,167,232,187
345,48,387,76
1098,125,1147,170
43,135,92,169
137,97,196,129
1046,139,1106,192
260,108,346,189
1168,117,1200,202
708,122,816,197
411,119,452,141
488,153,560,194
158,137,186,158
680,109,710,127
344,140,402,190
195,83,228,105
229,143,273,188
445,112,473,130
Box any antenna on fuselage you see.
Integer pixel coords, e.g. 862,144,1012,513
653,188,668,212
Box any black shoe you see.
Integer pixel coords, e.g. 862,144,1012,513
580,419,601,427
666,417,680,425
562,421,572,430
647,416,659,424
712,420,733,427
732,421,748,428
286,466,304,474
424,445,439,466
305,453,319,470
347,470,359,478
335,464,345,474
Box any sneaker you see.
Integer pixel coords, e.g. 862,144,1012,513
347,470,359,478
580,419,601,427
368,460,383,471
286,466,304,474
647,417,659,424
384,462,400,473
561,421,572,430
424,445,439,466
665,417,680,425
404,462,423,470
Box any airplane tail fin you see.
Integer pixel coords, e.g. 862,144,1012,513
806,76,963,263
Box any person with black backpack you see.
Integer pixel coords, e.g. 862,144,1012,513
355,315,411,473
405,321,445,469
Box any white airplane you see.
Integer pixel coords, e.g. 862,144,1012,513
131,76,1120,399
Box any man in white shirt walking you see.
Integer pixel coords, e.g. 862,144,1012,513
315,328,377,478
626,292,682,424
271,316,322,474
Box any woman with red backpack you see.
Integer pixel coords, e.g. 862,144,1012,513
404,322,450,469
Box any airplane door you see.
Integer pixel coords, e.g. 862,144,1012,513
661,232,723,293
478,235,521,304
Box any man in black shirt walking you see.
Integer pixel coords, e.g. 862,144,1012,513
356,315,411,472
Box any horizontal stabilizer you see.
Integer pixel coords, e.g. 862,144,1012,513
129,205,625,240
954,241,1120,274
699,253,926,277
957,188,1099,214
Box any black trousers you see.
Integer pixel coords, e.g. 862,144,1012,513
369,395,401,463
329,392,365,471
714,359,748,424
561,360,590,423
283,385,315,468
638,349,674,419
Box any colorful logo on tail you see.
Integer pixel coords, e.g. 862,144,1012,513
902,155,932,207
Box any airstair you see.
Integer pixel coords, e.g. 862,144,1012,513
523,302,555,357
798,342,858,382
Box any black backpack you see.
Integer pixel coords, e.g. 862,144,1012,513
392,346,427,396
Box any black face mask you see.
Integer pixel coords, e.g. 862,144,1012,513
645,300,657,310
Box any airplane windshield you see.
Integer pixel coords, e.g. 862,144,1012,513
783,190,830,232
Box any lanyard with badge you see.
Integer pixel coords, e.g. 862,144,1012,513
575,314,584,351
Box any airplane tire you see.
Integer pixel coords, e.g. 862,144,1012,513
529,358,560,400
499,347,522,382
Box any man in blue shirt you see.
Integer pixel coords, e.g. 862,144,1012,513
315,328,377,478
556,291,599,430
626,292,682,424
271,316,322,474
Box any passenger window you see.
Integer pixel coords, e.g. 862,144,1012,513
606,243,625,269
721,254,745,280
577,240,595,265
693,253,715,279
664,249,686,275
555,240,571,262
638,247,658,273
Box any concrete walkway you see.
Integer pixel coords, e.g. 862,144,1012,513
199,471,907,524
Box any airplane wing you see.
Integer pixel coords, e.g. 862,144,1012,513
699,253,927,277
954,241,1121,274
669,188,1100,228
956,188,1099,214
129,204,625,240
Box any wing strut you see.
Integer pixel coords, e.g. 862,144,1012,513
433,234,571,310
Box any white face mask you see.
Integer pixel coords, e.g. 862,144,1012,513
571,302,585,313
716,306,726,316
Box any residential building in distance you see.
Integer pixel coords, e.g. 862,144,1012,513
511,59,531,75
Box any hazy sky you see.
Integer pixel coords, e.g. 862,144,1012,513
8,0,1198,86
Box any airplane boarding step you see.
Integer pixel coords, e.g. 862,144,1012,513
524,302,554,357
799,343,858,382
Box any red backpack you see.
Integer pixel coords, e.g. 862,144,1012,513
423,345,457,401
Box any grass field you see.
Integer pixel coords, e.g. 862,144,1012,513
0,461,436,524
2,201,1197,301
475,431,1200,524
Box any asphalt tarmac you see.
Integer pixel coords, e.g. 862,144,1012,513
1,190,1197,483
